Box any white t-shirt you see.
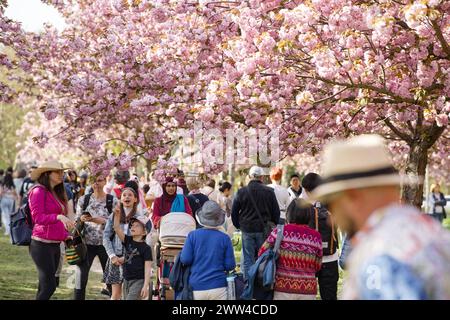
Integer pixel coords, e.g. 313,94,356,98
268,182,291,219
287,186,305,203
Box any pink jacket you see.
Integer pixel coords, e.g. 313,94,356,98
28,185,68,242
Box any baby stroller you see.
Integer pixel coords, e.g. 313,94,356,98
154,212,196,300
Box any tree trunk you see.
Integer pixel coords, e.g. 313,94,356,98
145,158,152,181
401,124,445,208
401,142,428,208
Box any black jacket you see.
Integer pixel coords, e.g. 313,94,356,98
231,180,280,233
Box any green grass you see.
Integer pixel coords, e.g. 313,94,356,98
1,218,448,300
443,218,450,231
0,232,106,300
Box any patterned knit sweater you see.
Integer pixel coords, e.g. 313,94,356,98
258,224,323,295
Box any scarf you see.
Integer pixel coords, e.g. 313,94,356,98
170,194,186,213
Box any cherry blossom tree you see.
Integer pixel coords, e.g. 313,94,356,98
193,0,449,206
14,0,234,175
15,106,88,168
6,0,449,207
0,0,34,103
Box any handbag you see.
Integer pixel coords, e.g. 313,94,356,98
256,224,284,291
245,187,276,239
65,227,87,266
240,224,284,300
229,271,245,300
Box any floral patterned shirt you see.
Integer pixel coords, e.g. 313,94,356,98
76,193,119,246
343,204,450,300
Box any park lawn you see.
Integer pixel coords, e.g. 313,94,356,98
443,218,450,231
1,217,448,300
0,233,106,300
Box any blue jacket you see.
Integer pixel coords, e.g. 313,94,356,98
241,224,283,300
180,228,236,291
170,253,193,300
241,247,277,300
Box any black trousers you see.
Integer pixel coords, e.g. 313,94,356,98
29,240,61,300
74,244,108,299
317,260,339,300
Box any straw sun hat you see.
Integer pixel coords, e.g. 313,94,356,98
312,134,402,202
30,160,70,181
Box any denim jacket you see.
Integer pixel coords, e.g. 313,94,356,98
103,211,143,258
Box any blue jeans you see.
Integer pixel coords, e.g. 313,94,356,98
1,196,15,236
431,213,444,224
241,232,265,280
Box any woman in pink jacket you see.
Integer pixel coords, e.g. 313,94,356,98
28,161,75,300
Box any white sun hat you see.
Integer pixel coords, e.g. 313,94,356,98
312,134,401,202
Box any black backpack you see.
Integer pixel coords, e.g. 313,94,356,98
10,185,41,246
82,193,114,215
10,203,33,246
310,203,338,256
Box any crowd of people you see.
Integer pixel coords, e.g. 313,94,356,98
0,134,449,300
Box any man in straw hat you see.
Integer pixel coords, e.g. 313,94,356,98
313,134,450,300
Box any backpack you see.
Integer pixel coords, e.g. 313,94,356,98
10,185,41,246
311,204,338,256
82,193,114,215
